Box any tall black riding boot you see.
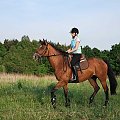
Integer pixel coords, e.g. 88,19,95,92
71,66,78,82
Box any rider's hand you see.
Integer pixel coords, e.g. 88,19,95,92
67,49,71,53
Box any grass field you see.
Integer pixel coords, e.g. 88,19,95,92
0,73,120,120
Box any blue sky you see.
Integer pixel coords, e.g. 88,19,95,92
0,0,120,50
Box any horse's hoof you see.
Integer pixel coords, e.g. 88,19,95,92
103,100,109,107
65,103,70,107
89,101,94,107
53,104,56,109
111,93,117,95
103,103,108,107
88,103,93,107
103,105,107,108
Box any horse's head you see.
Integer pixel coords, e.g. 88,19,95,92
33,39,49,60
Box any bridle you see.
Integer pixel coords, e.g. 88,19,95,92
35,44,67,57
33,44,70,72
38,45,48,57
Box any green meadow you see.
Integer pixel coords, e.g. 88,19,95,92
0,74,120,120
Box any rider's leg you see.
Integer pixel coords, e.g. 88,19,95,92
70,54,80,81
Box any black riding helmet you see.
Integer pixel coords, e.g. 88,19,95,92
70,28,79,34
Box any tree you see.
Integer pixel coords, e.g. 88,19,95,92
92,48,101,58
1,36,120,75
109,43,120,75
82,45,94,58
3,37,38,74
4,39,18,51
21,35,30,42
100,50,110,61
0,42,7,72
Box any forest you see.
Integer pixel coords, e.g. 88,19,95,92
0,35,120,76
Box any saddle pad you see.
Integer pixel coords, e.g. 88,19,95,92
80,59,89,70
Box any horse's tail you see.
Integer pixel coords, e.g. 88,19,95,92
104,60,117,95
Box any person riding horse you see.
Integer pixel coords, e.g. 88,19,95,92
67,27,82,82
34,39,117,108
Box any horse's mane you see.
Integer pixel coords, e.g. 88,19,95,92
48,42,68,55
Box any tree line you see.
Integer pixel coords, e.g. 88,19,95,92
0,35,120,76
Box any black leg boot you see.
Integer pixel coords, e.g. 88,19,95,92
70,66,78,82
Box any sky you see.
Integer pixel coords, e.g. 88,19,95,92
0,0,120,50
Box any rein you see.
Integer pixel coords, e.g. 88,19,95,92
37,44,69,72
35,45,69,72
38,44,68,57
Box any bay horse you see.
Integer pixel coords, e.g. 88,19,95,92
33,40,117,108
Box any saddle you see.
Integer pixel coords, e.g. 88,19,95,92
75,54,89,70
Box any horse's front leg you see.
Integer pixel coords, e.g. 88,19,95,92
51,80,66,108
51,87,57,109
63,85,70,107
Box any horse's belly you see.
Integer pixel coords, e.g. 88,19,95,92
78,69,94,82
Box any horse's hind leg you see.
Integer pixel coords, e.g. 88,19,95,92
88,76,100,104
99,79,109,106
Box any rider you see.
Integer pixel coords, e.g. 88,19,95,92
67,27,82,82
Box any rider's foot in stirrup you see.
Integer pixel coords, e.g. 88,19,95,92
71,75,77,81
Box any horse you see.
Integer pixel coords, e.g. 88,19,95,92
33,40,117,108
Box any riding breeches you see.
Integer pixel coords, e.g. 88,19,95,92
70,54,81,67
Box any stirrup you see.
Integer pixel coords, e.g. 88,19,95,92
69,77,78,83
70,76,77,81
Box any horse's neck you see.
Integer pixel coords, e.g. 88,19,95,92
47,47,64,70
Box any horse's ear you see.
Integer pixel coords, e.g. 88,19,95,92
39,39,42,42
39,39,48,45
39,39,42,44
44,39,48,45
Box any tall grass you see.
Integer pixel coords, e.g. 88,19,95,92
0,73,120,120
